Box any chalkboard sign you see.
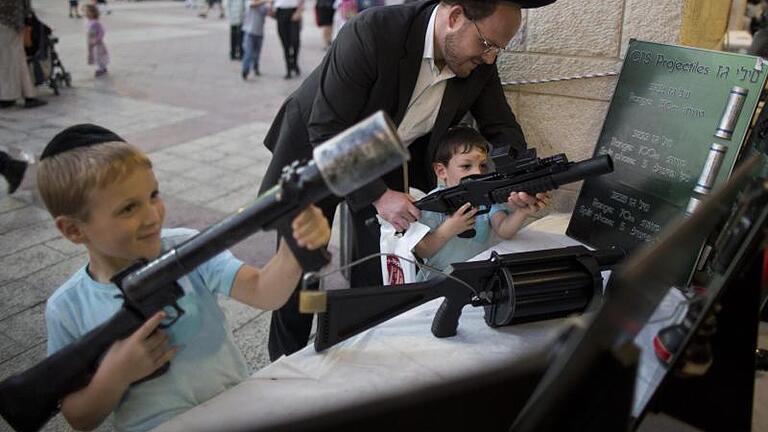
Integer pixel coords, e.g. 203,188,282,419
567,40,767,251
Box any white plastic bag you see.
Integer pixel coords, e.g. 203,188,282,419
379,219,430,285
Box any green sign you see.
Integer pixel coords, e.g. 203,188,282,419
567,39,768,251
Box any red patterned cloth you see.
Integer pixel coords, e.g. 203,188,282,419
386,255,405,285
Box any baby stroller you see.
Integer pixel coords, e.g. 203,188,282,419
25,12,71,95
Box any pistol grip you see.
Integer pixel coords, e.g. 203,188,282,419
431,298,463,338
278,219,331,272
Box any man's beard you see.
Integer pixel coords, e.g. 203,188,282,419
444,31,472,78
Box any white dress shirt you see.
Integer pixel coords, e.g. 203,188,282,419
397,5,456,148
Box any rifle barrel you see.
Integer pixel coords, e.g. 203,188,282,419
551,155,613,187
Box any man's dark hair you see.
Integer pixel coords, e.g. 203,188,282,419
434,124,490,166
441,0,500,21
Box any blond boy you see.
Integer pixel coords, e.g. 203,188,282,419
413,125,550,281
38,124,330,431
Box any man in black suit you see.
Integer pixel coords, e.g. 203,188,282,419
261,0,555,360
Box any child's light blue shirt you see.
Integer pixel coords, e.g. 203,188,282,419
416,187,508,282
45,228,249,432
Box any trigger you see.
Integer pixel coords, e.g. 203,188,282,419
159,303,186,328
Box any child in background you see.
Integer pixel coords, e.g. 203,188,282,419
241,0,268,80
69,0,82,18
39,124,331,431
225,0,245,60
413,125,551,281
84,4,108,77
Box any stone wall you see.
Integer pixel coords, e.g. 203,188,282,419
499,0,731,212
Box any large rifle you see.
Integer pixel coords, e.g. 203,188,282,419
309,245,625,352
415,148,613,237
0,112,408,432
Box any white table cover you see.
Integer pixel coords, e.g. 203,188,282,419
156,215,631,431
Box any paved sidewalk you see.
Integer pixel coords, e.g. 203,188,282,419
0,1,340,430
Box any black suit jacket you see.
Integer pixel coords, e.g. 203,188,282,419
261,0,527,211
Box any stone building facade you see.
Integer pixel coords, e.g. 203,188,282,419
499,0,732,211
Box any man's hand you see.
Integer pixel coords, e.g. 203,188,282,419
507,191,551,215
442,203,478,236
373,189,421,232
100,312,179,387
291,204,331,250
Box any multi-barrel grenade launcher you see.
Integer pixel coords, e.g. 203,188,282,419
306,245,625,352
414,147,614,237
0,111,408,432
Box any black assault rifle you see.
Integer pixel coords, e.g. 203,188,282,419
0,112,408,432
414,148,614,237
310,245,625,352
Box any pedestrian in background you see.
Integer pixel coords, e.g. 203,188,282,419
94,0,110,15
270,0,303,79
332,0,384,39
241,0,267,79
314,0,334,49
225,0,245,60
0,0,47,108
84,4,108,77
198,0,225,19
68,0,81,18
331,0,355,39
0,150,28,194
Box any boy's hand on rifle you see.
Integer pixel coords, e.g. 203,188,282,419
291,204,330,250
507,192,551,215
506,191,538,209
443,202,477,236
101,311,179,386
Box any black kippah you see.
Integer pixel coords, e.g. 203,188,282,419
40,124,125,160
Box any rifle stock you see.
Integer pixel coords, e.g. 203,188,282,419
314,278,473,351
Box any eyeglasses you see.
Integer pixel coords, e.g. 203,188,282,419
471,20,506,56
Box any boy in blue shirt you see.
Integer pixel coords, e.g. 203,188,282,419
37,124,330,431
413,125,550,281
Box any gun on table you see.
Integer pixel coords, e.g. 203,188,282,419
309,245,625,352
414,148,613,237
0,112,408,432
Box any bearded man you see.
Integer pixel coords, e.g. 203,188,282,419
259,0,555,360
